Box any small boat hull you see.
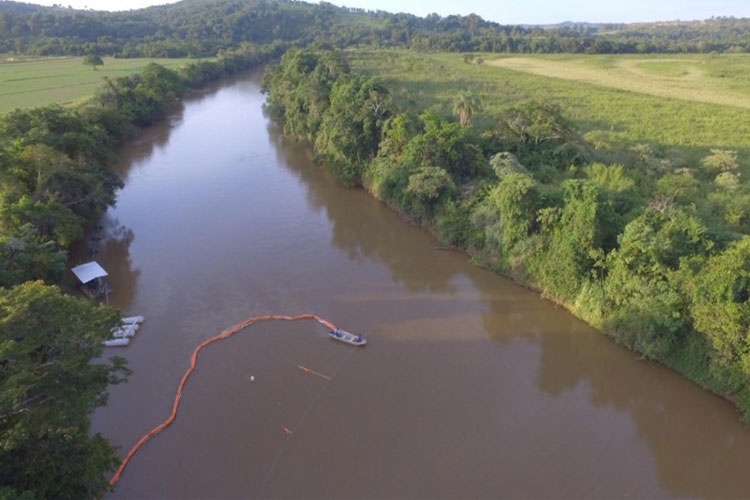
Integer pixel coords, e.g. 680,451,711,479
104,338,130,347
329,328,366,346
111,323,139,338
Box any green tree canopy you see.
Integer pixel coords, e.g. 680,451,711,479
702,148,739,173
604,209,713,356
0,282,128,499
502,101,572,146
0,225,67,288
314,75,391,184
83,54,103,71
691,237,750,379
403,112,484,180
532,180,618,301
475,172,539,262
489,152,528,179
405,166,455,215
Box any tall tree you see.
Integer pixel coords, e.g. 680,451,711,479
0,282,128,499
83,54,103,71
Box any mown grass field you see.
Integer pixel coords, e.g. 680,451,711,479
348,50,750,162
0,57,189,114
488,54,750,109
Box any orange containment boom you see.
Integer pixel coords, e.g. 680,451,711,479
108,314,341,487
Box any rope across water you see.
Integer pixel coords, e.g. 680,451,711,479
108,314,339,487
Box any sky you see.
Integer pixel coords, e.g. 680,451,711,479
27,0,750,24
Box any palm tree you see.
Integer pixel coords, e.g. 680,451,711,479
452,92,482,126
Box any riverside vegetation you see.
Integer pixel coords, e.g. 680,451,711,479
0,43,282,499
262,48,750,423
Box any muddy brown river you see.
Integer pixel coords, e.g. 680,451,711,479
82,72,750,499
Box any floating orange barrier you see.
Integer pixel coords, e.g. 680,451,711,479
108,314,342,487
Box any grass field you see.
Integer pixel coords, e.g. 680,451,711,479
348,50,750,162
0,57,190,114
487,54,750,109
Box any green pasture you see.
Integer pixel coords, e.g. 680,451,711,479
348,50,750,161
0,56,189,114
487,53,750,108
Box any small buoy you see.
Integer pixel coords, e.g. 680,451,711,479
284,427,293,436
250,375,255,382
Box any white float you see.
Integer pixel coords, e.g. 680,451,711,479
121,316,144,324
111,323,139,338
104,338,130,347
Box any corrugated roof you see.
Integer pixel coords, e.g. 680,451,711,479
71,261,108,284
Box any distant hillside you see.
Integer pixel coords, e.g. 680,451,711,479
1,0,749,56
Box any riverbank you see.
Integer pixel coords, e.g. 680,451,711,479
263,48,750,421
0,44,284,498
363,174,742,408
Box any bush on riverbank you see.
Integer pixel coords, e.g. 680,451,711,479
0,43,281,499
263,48,750,420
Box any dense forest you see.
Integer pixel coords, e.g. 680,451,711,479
0,43,281,499
262,48,750,424
1,0,750,57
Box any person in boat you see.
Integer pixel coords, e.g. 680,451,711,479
357,334,362,343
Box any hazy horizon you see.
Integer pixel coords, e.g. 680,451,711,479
13,0,750,25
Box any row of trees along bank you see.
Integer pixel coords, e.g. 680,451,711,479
0,42,284,499
262,48,750,421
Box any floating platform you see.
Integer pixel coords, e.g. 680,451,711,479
329,328,366,346
104,315,144,346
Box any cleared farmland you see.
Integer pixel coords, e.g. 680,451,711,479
0,56,189,114
488,54,750,109
347,50,750,157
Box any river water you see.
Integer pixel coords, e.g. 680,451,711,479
81,72,750,499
